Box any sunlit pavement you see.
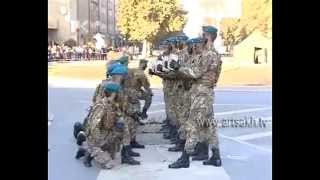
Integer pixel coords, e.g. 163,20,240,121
48,78,271,180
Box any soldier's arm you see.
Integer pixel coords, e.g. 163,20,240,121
92,83,101,103
177,57,208,80
214,55,223,84
140,73,152,95
153,71,177,80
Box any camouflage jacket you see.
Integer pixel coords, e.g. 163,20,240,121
86,97,121,147
178,47,222,88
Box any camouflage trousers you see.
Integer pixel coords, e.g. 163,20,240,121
136,89,152,110
123,102,140,146
82,127,123,169
184,87,219,154
176,89,191,140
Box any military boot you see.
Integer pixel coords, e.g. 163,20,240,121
76,131,86,146
168,150,190,169
170,133,179,144
121,146,140,165
168,139,186,152
127,146,140,157
140,108,148,119
163,131,172,139
164,125,177,139
73,122,84,139
189,142,200,156
192,142,209,161
130,138,145,149
75,147,86,159
83,152,94,167
203,146,222,166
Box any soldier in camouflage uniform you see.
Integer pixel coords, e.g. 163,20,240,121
73,56,130,142
161,38,180,140
75,82,125,169
167,37,192,152
168,27,222,168
118,59,153,165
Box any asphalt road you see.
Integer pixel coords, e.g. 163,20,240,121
48,79,271,180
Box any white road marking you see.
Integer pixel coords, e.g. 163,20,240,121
148,109,166,115
235,131,272,141
150,102,270,107
215,88,272,92
219,133,272,153
48,112,54,126
148,107,271,116
215,107,271,116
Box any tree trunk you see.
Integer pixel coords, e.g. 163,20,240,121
142,40,148,58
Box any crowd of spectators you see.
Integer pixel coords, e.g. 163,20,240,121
48,44,111,61
48,42,142,62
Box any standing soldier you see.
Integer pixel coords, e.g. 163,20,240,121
168,32,222,168
128,59,153,119
117,59,154,165
162,37,179,141
168,37,192,152
150,37,178,140
121,59,153,151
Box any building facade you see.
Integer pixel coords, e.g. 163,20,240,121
48,0,119,46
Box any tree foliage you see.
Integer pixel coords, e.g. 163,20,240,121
117,0,187,43
220,0,272,46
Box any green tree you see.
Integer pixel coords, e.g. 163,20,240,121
220,0,272,45
117,0,187,57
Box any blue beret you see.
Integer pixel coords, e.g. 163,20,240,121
117,56,129,66
104,82,121,93
107,62,121,74
166,37,177,44
176,35,188,42
202,26,218,33
109,64,128,76
188,37,204,44
159,40,169,46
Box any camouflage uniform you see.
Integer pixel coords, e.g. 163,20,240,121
121,68,152,145
92,80,109,104
177,46,222,153
175,49,193,140
84,97,123,169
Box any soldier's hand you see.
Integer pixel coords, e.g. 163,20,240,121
156,64,163,72
115,121,125,130
140,111,148,120
148,69,155,75
169,61,180,70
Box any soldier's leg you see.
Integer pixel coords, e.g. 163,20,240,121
139,90,153,119
130,102,145,148
123,115,140,156
203,121,222,166
168,120,196,169
121,116,140,165
90,147,114,169
123,115,132,146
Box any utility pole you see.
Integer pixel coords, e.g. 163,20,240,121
88,0,91,34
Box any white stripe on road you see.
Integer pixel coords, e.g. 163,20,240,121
219,133,272,153
48,114,54,126
215,107,271,116
148,107,271,116
150,102,270,107
148,109,166,115
235,131,272,141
